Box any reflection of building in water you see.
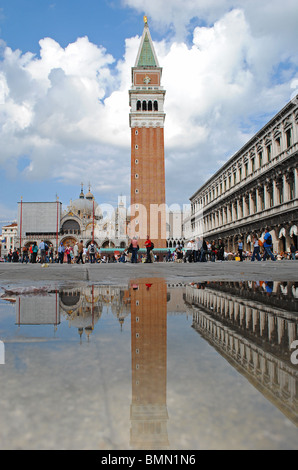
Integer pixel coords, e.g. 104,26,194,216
16,292,60,326
166,283,186,314
130,278,169,450
187,282,298,425
13,285,131,341
60,285,131,340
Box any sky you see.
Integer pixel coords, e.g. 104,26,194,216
0,0,298,226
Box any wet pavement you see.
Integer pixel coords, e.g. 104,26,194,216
0,259,297,286
0,265,297,450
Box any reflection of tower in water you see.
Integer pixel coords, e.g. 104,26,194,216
130,278,169,450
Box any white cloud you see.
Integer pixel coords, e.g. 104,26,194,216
0,1,297,207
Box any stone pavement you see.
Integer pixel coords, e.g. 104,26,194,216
0,260,297,289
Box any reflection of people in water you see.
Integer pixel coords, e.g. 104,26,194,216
265,281,273,294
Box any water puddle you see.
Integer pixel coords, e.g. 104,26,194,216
0,279,297,450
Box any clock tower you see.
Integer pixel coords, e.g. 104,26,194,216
129,18,166,249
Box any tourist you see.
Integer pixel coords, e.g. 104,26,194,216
22,246,29,264
58,242,65,264
251,234,261,261
210,240,217,262
290,243,297,260
186,240,194,262
32,242,38,263
89,242,96,263
207,241,212,261
262,229,276,261
200,239,208,262
65,245,72,264
217,239,225,261
83,246,87,263
238,239,243,262
38,240,47,264
48,244,54,263
130,237,139,263
144,235,153,263
77,240,84,264
73,242,78,262
176,242,183,262
12,248,19,263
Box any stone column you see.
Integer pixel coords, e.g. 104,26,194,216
242,195,248,218
264,179,272,209
283,174,289,202
250,191,256,215
273,179,279,208
294,167,298,200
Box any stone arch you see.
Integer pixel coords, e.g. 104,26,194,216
101,240,115,249
60,236,78,247
61,218,81,235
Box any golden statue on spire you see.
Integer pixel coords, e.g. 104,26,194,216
143,15,148,24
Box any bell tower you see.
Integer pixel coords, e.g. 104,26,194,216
129,17,166,249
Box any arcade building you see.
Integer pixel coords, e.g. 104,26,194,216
185,95,298,254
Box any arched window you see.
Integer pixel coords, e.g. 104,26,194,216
142,101,147,111
154,100,158,111
136,100,141,111
62,219,80,234
148,101,153,111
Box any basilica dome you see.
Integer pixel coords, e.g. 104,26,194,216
69,185,102,220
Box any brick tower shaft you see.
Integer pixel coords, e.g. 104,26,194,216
129,18,166,249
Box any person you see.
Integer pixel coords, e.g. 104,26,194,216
77,240,84,264
58,242,65,264
7,249,12,262
262,229,276,261
130,237,139,263
176,242,183,261
217,239,225,261
290,243,297,260
38,240,47,264
186,240,194,262
29,244,34,263
22,246,29,264
144,235,153,263
200,239,207,262
238,239,243,262
65,245,71,264
89,242,96,263
12,248,19,262
73,242,79,263
83,246,87,263
211,240,217,262
251,234,261,261
32,242,38,263
48,244,54,263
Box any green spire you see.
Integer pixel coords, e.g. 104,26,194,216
137,31,158,67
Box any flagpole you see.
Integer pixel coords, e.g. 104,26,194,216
56,195,59,252
20,197,23,255
92,199,95,244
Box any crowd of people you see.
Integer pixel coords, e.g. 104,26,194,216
1,231,297,264
179,230,298,263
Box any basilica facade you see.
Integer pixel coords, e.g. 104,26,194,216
17,185,128,255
